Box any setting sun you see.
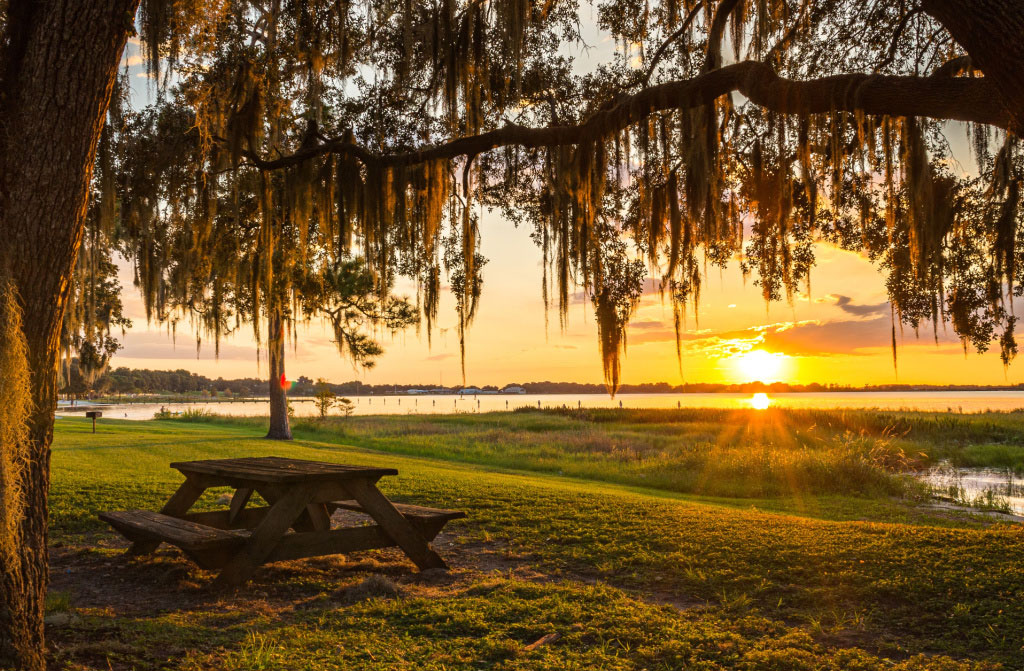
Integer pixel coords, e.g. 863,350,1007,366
749,393,772,409
732,349,789,383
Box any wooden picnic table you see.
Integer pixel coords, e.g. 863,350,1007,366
99,456,464,588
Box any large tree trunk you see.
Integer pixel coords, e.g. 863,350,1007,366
266,307,293,440
0,1,138,668
923,0,1024,132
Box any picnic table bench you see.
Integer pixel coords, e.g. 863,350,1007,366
99,456,464,588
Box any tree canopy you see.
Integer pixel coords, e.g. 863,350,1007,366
89,0,1023,394
61,211,132,394
90,0,1024,393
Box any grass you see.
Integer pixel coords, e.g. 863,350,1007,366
174,407,1024,502
46,415,1024,670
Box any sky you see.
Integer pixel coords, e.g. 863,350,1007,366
108,29,1024,389
113,210,1023,387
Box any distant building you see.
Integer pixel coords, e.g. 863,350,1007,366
502,386,526,394
405,389,429,394
459,388,481,395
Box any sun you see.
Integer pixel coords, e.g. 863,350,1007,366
732,349,789,383
749,392,772,410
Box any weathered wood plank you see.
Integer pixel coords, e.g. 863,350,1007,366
331,499,466,523
308,481,355,504
228,488,253,525
101,511,248,552
212,483,317,589
171,457,397,484
305,502,332,532
182,507,271,530
265,519,447,562
345,480,448,571
266,526,394,562
129,476,206,555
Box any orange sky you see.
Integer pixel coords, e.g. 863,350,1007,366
112,209,1024,387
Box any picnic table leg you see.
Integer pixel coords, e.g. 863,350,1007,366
129,477,205,555
212,484,316,589
228,488,253,526
257,487,331,532
345,480,448,571
304,503,332,531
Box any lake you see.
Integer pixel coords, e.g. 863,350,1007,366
921,465,1024,515
56,390,1024,420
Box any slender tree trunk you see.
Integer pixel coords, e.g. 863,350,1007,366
0,2,138,668
266,307,293,440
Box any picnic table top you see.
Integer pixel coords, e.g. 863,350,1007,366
169,456,398,484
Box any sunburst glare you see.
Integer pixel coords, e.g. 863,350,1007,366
731,349,790,383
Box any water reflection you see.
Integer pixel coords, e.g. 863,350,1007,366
749,393,771,410
921,465,1024,515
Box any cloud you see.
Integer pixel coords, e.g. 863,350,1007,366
119,331,257,361
628,319,666,330
766,317,964,357
830,294,890,317
570,279,664,305
658,314,964,359
745,317,957,357
425,353,456,361
759,318,893,356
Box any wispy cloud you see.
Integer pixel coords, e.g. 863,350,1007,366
119,331,256,361
830,294,890,317
628,319,666,330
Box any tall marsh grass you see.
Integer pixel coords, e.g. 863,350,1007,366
169,407,973,499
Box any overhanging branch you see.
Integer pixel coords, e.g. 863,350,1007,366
244,60,1011,171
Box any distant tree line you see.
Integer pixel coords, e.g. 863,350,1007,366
61,364,265,398
62,365,1024,398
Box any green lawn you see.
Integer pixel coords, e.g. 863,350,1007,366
47,415,1024,670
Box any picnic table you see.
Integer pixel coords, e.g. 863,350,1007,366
99,456,464,588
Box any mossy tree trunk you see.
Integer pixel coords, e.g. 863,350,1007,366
266,307,293,440
0,1,138,668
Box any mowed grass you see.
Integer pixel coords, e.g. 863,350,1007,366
48,416,1024,670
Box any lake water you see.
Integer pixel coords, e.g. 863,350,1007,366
56,390,1024,421
921,466,1024,515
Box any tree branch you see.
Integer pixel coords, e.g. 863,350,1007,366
920,0,1024,132
642,2,705,85
242,60,1011,171
704,0,744,72
877,6,925,72
930,55,972,78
